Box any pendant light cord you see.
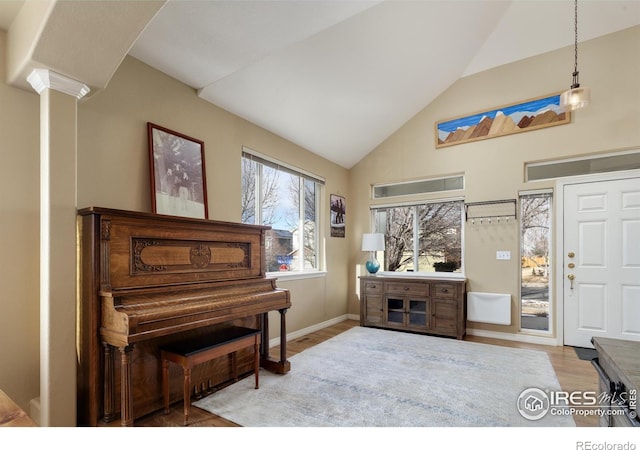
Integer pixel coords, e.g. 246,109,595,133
572,0,580,88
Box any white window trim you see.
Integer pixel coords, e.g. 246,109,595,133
525,148,640,182
243,146,325,184
518,189,554,337
371,196,465,210
370,198,465,275
242,148,323,273
267,270,327,281
372,174,465,199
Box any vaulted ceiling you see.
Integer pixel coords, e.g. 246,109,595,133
2,1,639,168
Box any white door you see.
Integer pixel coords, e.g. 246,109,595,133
563,176,640,348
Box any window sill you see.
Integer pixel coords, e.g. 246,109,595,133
267,271,327,282
376,271,466,280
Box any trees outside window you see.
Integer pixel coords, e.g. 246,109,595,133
241,152,321,273
373,200,463,273
520,193,552,332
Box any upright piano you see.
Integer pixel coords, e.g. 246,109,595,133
77,207,291,426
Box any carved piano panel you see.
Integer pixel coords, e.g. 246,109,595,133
77,207,291,426
98,211,266,290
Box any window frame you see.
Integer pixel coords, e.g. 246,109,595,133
519,189,553,335
241,148,324,277
370,197,465,277
525,149,640,182
372,174,464,199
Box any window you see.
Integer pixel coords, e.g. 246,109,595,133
241,149,323,273
525,150,640,181
373,175,464,199
520,191,552,332
372,200,463,273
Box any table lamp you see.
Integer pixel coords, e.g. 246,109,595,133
362,233,385,274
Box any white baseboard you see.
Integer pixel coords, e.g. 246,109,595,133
29,397,41,426
466,328,561,346
346,315,562,347
268,314,351,347
351,314,558,346
269,317,562,349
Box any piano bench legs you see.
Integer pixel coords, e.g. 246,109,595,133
160,327,261,426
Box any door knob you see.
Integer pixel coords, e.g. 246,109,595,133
567,273,575,289
568,252,575,258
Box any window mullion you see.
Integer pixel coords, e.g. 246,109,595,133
413,206,419,272
298,177,304,271
315,184,320,269
241,153,320,274
256,163,263,225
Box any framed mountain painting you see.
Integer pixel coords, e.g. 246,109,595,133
435,92,570,148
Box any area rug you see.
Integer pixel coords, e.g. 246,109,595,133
193,326,575,427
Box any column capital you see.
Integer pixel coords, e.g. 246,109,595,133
27,69,90,99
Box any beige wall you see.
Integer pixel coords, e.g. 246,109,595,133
77,55,351,339
348,26,640,335
0,37,351,414
0,30,40,411
2,21,638,421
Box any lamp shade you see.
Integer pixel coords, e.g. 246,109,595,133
362,233,385,252
560,86,590,111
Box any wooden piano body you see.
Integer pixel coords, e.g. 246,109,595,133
77,207,291,426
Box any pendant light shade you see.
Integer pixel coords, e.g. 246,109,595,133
560,84,590,111
560,0,589,112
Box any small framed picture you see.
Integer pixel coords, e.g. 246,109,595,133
330,194,346,238
147,123,208,219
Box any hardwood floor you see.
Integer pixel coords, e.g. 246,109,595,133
465,332,599,427
132,319,599,427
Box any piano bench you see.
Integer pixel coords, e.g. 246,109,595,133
160,326,261,426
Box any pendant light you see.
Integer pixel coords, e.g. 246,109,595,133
560,0,590,111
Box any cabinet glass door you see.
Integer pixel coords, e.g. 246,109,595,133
386,298,404,325
408,300,428,327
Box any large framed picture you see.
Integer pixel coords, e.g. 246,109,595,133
147,122,209,219
435,92,570,148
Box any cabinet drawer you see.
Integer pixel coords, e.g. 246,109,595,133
364,281,382,294
387,282,428,296
431,283,456,298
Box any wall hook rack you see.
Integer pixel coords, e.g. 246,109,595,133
465,199,517,223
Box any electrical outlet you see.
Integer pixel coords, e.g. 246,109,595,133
496,251,511,260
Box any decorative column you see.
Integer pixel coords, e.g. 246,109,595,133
27,69,89,427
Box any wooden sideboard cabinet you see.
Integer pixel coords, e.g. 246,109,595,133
359,275,467,339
